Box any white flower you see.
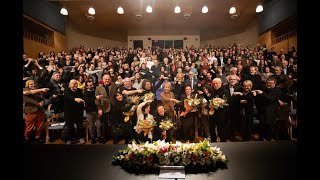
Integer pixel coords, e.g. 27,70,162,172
220,155,227,162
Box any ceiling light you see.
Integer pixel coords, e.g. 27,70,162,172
117,6,124,14
256,5,263,13
146,5,152,13
88,7,95,15
229,7,236,15
174,6,181,13
60,8,68,16
202,6,208,14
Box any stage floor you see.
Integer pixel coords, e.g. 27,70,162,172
24,141,297,180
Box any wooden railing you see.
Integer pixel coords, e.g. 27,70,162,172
272,30,296,45
23,31,54,47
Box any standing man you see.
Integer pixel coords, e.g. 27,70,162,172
254,76,281,141
211,78,231,142
64,79,85,144
95,73,119,143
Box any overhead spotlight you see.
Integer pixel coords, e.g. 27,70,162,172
88,7,95,15
202,6,208,14
229,7,236,15
174,6,181,13
117,6,124,14
256,5,263,13
60,8,68,16
146,5,152,13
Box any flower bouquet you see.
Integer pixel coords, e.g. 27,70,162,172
123,105,137,123
123,96,140,122
111,139,228,174
140,92,155,102
208,97,229,115
159,117,176,131
135,117,157,136
180,94,201,117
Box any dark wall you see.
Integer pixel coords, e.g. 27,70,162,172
258,0,297,34
23,0,66,34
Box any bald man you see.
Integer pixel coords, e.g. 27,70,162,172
64,79,85,144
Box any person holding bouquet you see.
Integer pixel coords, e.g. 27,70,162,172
206,78,231,142
179,85,199,142
134,100,155,142
153,104,175,142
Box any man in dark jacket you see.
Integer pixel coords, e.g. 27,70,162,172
64,79,85,144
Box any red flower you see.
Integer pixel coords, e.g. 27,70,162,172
159,147,168,153
129,153,134,160
147,155,154,163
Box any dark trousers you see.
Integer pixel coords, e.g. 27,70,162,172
209,110,227,142
51,96,64,114
100,112,111,141
240,109,253,141
199,114,210,138
112,123,133,144
181,112,196,142
65,116,84,141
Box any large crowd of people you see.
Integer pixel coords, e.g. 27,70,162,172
22,44,298,144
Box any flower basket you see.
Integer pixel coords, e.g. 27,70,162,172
111,139,228,174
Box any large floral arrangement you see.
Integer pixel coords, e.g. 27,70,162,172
111,139,228,174
134,117,157,136
208,97,229,115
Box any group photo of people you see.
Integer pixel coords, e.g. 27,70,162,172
22,44,298,144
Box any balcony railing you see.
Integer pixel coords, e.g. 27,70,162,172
272,30,296,45
24,31,54,47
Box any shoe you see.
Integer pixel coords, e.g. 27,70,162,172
79,138,86,144
66,141,72,144
91,138,97,144
98,137,106,144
